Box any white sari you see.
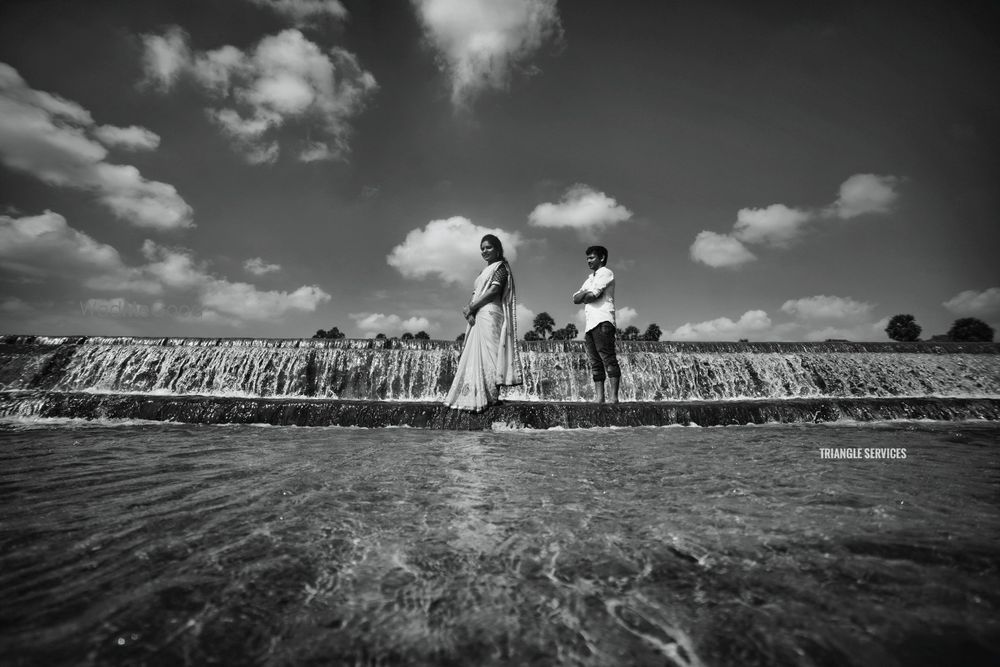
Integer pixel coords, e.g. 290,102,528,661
445,260,523,412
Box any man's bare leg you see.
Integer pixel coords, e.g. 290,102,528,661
607,377,619,404
594,380,605,404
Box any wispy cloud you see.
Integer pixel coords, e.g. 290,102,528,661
1,297,33,314
0,209,329,324
349,312,433,336
943,287,1000,318
245,0,348,26
141,241,331,321
668,310,773,341
528,184,633,240
780,295,875,322
666,295,891,342
798,319,891,343
140,28,377,163
411,0,561,107
691,174,901,268
387,216,522,285
93,125,161,151
244,257,282,275
0,63,192,229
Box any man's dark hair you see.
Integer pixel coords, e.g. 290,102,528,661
586,245,608,265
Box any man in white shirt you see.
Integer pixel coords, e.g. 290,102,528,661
572,245,620,403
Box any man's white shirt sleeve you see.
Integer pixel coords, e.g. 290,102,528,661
589,267,614,295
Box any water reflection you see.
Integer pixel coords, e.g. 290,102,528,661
0,422,997,665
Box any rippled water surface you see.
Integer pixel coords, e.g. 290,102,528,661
1,421,998,666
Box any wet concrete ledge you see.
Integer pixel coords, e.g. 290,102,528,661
2,391,999,430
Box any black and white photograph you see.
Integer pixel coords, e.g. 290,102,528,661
1,0,998,664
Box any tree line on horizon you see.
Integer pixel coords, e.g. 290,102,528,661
524,312,662,342
313,327,431,340
312,313,995,344
885,314,994,342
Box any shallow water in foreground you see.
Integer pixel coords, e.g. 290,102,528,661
1,421,998,666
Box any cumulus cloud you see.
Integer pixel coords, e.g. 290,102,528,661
0,63,193,229
0,211,161,292
140,28,377,163
528,184,633,240
780,295,875,322
733,204,811,247
244,257,282,275
514,302,536,332
827,174,900,219
669,310,772,341
617,306,638,328
246,0,348,25
139,239,206,290
387,216,522,285
942,287,1000,318
141,27,191,92
691,174,901,269
93,125,161,151
350,312,433,336
412,0,561,106
689,231,756,268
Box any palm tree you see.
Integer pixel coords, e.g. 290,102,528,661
552,323,578,340
533,312,555,340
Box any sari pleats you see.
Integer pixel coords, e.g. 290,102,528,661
444,260,523,412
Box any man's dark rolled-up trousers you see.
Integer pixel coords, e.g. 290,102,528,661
584,321,620,382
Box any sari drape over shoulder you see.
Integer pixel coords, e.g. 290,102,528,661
444,260,524,412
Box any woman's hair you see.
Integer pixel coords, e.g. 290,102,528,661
481,234,505,260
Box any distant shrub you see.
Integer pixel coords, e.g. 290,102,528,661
947,318,994,342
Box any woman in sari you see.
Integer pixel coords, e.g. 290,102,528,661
444,234,523,412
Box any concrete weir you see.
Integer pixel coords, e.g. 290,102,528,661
2,391,1000,430
1,335,998,429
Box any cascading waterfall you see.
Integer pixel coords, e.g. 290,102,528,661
2,335,998,428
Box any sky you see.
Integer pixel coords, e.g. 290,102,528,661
1,0,998,342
